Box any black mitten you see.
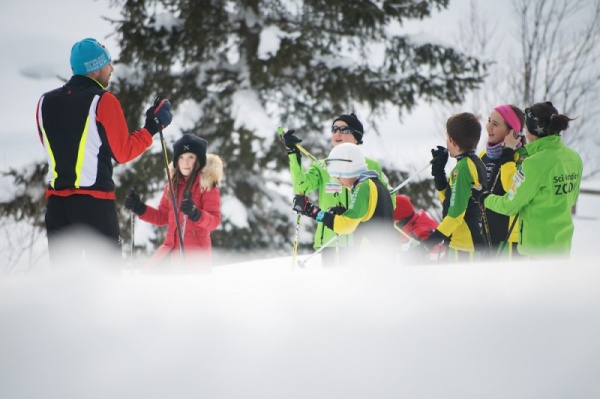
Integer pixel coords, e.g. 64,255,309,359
180,191,201,222
431,145,448,191
125,188,147,216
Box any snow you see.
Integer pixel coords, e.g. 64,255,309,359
220,194,250,229
1,256,599,398
1,1,600,396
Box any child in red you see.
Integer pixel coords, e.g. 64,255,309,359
394,195,437,240
394,195,444,261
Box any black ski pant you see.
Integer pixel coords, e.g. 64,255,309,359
45,195,122,266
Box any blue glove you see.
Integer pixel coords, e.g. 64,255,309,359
144,96,172,135
180,191,200,222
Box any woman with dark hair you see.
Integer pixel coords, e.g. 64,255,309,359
478,102,583,257
125,134,223,271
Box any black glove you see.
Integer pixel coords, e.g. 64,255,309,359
292,195,320,219
125,188,147,216
421,229,448,252
327,205,346,215
144,96,173,136
281,129,302,155
180,191,201,222
431,145,448,191
474,190,491,206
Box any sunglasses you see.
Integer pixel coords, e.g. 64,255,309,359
331,125,354,134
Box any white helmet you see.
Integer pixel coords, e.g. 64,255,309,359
326,143,368,178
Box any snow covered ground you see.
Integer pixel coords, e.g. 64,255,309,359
1,3,600,397
1,253,600,398
0,187,598,398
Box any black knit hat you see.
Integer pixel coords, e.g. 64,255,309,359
173,134,208,169
333,113,364,144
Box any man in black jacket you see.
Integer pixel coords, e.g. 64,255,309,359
36,38,173,266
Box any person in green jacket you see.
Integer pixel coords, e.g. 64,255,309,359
423,112,488,262
292,143,396,263
281,113,394,267
478,101,583,258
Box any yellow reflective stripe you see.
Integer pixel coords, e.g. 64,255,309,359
74,116,90,188
39,123,58,188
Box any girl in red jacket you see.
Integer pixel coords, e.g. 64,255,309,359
125,134,223,272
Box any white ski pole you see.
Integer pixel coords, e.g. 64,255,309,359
291,214,301,269
130,211,135,263
389,161,433,194
297,234,338,268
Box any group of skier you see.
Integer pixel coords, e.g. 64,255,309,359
35,37,583,270
285,104,583,266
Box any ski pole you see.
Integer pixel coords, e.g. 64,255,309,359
389,161,433,195
335,234,340,267
291,214,301,269
130,211,135,263
297,234,338,268
158,126,185,257
181,215,187,245
393,222,421,247
496,213,519,258
480,166,502,255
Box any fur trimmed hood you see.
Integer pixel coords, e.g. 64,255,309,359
170,153,224,190
200,154,224,190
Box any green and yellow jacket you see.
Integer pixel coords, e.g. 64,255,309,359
289,152,395,249
318,171,395,250
437,152,487,253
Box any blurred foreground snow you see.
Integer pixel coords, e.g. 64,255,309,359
1,255,599,399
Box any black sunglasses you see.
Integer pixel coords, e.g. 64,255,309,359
331,125,354,134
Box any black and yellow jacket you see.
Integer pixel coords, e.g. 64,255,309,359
479,148,521,246
36,75,153,200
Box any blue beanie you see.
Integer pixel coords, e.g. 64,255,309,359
70,38,111,75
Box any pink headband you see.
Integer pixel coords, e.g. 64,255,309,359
494,105,522,132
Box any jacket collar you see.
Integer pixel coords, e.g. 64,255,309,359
525,135,562,155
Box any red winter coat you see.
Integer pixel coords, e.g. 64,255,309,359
396,210,438,241
139,154,223,271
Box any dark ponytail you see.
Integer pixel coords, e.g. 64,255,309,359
525,101,576,137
